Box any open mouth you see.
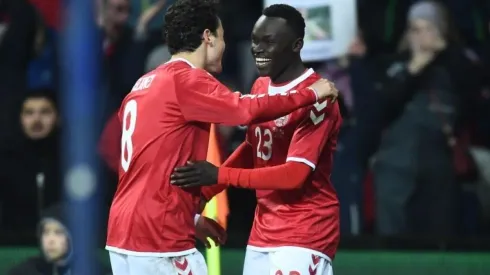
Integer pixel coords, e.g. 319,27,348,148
255,57,272,69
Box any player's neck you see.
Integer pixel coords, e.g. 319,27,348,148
271,59,307,85
170,51,206,70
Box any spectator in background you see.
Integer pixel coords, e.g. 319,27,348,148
97,0,166,123
360,1,479,236
0,90,61,238
0,0,39,135
145,44,171,72
26,12,58,91
7,204,111,275
314,57,364,235
29,0,60,30
472,7,490,148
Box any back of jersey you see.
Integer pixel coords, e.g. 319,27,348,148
106,60,205,256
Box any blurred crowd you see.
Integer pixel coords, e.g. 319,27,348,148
0,0,490,256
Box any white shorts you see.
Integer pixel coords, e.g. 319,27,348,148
109,250,207,275
243,248,333,275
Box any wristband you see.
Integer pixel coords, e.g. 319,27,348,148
194,214,201,225
307,87,319,102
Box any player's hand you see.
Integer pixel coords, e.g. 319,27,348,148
195,216,227,248
171,161,218,188
310,78,338,103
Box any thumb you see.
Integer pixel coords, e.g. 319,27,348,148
203,238,211,249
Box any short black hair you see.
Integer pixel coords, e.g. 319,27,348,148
164,0,221,55
23,89,58,110
263,4,305,39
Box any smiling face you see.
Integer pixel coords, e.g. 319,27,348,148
251,15,301,79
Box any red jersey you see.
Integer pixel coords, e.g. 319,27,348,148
246,69,342,260
105,59,320,256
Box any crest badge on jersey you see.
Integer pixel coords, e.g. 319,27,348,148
274,115,289,127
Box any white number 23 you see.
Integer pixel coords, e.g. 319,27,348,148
254,126,272,161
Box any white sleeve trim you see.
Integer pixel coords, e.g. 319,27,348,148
286,157,316,170
194,214,201,225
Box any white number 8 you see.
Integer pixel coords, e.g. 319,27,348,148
121,100,137,172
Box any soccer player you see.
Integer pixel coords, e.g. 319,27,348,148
171,4,342,275
105,0,339,274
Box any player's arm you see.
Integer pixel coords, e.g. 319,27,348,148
218,101,341,189
172,102,341,190
176,69,336,126
200,141,254,200
222,141,255,169
98,111,122,172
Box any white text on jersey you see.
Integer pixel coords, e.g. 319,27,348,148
132,75,156,92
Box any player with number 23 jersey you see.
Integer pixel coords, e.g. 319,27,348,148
197,69,342,274
247,69,341,266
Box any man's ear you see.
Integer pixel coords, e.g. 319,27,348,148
292,38,303,53
202,29,214,46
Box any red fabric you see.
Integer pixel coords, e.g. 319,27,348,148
29,0,60,29
218,161,310,189
201,142,253,201
104,42,115,57
98,112,121,172
222,142,254,169
0,13,10,22
244,71,342,259
106,59,321,254
363,170,375,229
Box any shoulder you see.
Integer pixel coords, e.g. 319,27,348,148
8,257,44,275
303,71,321,85
154,61,195,82
173,67,219,91
251,77,269,94
302,100,341,124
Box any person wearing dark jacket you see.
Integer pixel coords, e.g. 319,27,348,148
0,0,40,133
0,91,62,240
347,1,481,236
8,204,111,275
366,1,479,236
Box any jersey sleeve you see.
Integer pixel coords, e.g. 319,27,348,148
217,161,311,189
286,101,341,170
200,141,254,201
176,69,319,126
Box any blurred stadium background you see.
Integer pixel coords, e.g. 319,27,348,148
0,0,490,274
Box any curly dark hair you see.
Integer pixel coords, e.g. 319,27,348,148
164,0,221,55
263,4,305,39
